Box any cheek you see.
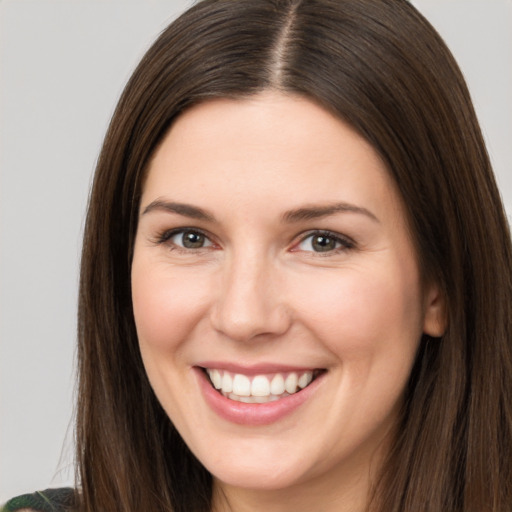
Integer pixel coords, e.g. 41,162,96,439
291,262,424,357
131,259,211,353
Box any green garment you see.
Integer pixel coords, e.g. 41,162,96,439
1,488,76,512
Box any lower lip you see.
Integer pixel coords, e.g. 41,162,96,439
194,367,325,426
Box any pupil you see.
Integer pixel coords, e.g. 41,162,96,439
183,231,204,248
312,235,335,252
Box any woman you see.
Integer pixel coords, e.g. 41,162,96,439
4,0,511,511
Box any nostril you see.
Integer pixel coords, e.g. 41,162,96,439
209,308,291,343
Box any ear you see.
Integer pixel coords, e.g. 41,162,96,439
422,283,447,337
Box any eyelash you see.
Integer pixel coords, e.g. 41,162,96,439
154,228,215,252
154,228,355,255
294,230,355,255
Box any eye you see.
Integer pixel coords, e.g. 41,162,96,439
161,229,214,250
295,231,353,253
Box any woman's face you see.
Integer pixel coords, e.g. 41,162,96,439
131,93,444,503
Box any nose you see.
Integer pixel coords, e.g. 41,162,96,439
209,251,291,343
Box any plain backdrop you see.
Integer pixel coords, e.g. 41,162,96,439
0,0,511,501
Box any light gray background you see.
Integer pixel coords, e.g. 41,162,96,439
0,0,510,501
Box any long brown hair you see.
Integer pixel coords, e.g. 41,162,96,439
77,0,512,510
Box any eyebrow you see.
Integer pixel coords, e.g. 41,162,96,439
141,200,215,221
281,202,379,223
141,199,379,224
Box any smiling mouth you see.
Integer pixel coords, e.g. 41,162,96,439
202,368,325,404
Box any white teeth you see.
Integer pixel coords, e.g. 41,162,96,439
270,374,285,395
232,374,251,396
209,369,222,389
285,373,298,394
251,375,270,397
239,396,257,403
298,371,313,389
225,391,290,403
206,368,319,402
221,372,233,393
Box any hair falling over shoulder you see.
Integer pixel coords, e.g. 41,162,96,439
76,0,512,510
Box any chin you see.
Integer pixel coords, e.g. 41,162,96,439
209,458,308,491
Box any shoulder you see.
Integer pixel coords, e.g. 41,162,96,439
1,488,76,512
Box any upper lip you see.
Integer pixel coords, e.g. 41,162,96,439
196,361,323,376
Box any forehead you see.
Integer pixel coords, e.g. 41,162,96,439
142,92,401,224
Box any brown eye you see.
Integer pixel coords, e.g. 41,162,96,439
182,231,206,248
296,231,353,253
166,229,213,249
311,235,337,252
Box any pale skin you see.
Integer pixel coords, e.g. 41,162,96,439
131,92,446,512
